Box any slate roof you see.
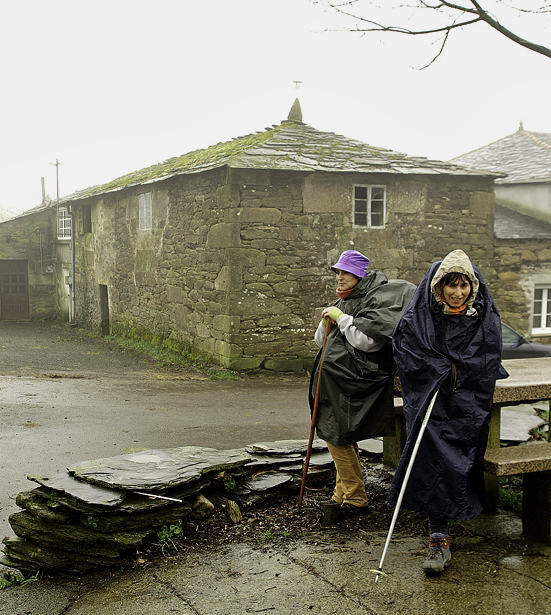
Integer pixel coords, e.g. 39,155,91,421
64,101,495,203
495,203,551,240
450,124,551,184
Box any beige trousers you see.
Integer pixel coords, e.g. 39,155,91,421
326,442,368,507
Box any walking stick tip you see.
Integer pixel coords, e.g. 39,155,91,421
371,567,386,582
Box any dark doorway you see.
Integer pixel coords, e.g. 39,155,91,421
1,260,30,320
99,284,109,335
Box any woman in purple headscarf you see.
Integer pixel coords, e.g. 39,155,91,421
310,250,415,520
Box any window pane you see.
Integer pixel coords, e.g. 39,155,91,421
533,295,542,318
352,184,385,228
57,206,72,239
533,287,550,330
355,186,367,199
502,326,519,344
370,202,384,227
139,193,152,230
19,285,26,293
371,212,384,227
371,186,384,200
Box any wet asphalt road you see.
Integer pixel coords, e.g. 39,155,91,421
1,322,551,615
0,322,310,542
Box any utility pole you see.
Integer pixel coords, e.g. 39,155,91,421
50,158,62,204
49,157,74,323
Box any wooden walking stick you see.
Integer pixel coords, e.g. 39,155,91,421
298,319,332,508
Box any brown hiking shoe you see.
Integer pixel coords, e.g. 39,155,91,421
422,535,451,575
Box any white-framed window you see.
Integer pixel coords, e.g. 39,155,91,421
139,192,152,230
532,286,551,334
57,206,72,240
353,185,386,228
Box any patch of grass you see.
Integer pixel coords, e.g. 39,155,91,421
75,326,209,370
223,477,236,491
104,333,208,369
258,526,292,541
154,519,185,554
208,368,241,381
0,571,40,590
499,476,523,513
77,327,246,379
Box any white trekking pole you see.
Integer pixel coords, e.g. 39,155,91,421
374,389,439,582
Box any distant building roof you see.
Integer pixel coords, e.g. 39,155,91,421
64,100,496,203
450,123,551,184
495,203,551,240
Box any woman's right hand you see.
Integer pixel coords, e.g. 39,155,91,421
321,306,343,324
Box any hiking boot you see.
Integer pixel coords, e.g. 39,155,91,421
321,501,343,526
422,534,451,575
341,502,369,516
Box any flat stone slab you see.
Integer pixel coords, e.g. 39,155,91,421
358,438,383,455
245,439,326,455
484,441,551,476
500,405,546,441
68,446,252,491
27,473,125,507
237,472,294,494
308,450,334,467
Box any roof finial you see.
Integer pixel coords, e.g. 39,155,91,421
519,120,524,131
288,98,303,122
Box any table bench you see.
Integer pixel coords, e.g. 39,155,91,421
484,442,551,545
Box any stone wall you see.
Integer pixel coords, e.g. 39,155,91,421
71,168,497,371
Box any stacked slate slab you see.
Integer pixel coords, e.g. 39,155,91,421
0,440,348,575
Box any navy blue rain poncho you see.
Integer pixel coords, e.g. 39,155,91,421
388,250,508,520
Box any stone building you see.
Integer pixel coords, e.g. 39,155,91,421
1,102,499,370
452,124,551,341
0,205,59,321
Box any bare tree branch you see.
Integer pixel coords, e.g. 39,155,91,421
321,0,551,61
467,0,551,57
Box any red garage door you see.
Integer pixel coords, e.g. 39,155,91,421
1,260,30,320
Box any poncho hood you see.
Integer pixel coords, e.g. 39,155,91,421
430,249,479,310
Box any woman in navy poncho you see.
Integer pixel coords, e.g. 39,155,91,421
388,250,508,575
